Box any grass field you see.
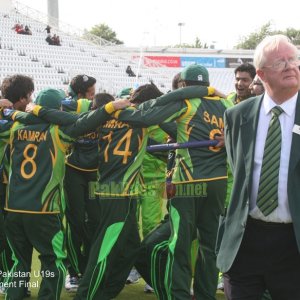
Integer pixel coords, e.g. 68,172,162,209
2,199,226,300
5,250,225,299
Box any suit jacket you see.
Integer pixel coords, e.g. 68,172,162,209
217,93,300,273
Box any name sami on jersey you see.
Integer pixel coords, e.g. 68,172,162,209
102,119,129,129
203,111,224,128
81,131,99,139
17,130,47,142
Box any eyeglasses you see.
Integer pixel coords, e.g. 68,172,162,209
263,57,299,70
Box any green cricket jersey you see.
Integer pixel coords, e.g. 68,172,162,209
146,125,169,162
113,87,234,183
62,98,99,171
5,105,113,213
227,92,239,105
95,86,214,197
96,117,148,197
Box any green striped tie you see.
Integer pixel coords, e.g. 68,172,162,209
257,106,283,216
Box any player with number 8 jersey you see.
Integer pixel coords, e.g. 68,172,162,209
2,88,126,300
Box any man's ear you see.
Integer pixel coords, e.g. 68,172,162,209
256,69,265,83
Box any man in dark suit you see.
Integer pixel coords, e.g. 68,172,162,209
217,34,300,300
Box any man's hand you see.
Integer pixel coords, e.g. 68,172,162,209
25,102,37,113
215,130,225,148
213,88,227,98
112,98,132,110
0,99,13,108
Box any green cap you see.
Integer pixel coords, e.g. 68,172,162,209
35,88,65,109
181,64,209,84
117,87,132,99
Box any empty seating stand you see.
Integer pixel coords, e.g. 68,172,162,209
0,9,235,97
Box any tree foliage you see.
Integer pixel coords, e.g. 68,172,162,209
87,23,123,45
236,22,300,49
173,37,208,48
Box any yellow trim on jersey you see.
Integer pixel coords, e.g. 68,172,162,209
2,172,8,184
33,105,42,116
104,102,115,114
113,109,121,119
9,122,19,162
179,159,194,181
207,87,215,96
172,176,228,184
203,96,221,100
4,208,60,214
177,99,191,122
11,111,19,121
123,170,139,194
54,126,66,152
76,100,82,113
49,138,57,166
65,162,98,172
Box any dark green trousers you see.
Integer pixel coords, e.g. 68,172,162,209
5,213,66,300
135,216,170,300
165,180,226,300
74,197,140,300
64,165,98,277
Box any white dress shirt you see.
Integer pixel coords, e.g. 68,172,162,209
249,92,298,223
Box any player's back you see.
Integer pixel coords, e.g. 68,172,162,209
8,121,71,213
96,118,147,198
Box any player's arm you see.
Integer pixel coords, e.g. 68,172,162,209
159,122,177,140
113,99,186,128
152,85,215,106
4,106,78,126
3,109,43,124
112,85,215,127
30,104,79,124
60,98,130,138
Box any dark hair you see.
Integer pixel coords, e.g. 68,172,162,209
93,93,114,108
1,74,34,103
234,63,256,79
69,74,96,96
130,83,163,104
172,73,181,90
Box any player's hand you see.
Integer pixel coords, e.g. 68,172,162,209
213,88,227,98
166,181,176,200
25,102,37,113
215,130,225,148
112,98,131,110
0,99,13,108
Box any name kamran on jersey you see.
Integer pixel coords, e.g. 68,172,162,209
17,130,47,142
